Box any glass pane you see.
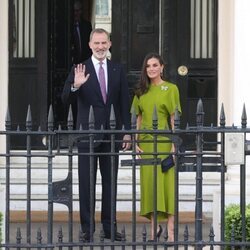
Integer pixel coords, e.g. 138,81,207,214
24,0,30,57
195,0,201,58
96,0,109,16
201,0,207,58
13,0,35,58
13,0,17,57
208,0,213,58
17,0,24,57
30,0,35,57
190,0,214,59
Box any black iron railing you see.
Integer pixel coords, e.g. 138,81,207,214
0,99,250,249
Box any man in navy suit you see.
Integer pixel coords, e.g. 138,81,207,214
72,0,92,64
70,1,92,127
62,28,131,241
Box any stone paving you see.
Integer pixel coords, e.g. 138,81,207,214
8,220,214,249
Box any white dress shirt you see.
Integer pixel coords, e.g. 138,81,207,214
92,56,108,93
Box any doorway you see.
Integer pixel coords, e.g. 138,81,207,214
8,0,218,149
112,0,218,149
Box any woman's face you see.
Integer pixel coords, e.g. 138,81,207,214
146,58,164,81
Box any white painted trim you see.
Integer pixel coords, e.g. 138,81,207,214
218,0,235,125
0,0,8,153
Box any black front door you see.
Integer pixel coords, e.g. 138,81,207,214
170,0,218,149
49,0,93,129
9,0,217,149
112,0,218,149
8,0,93,148
48,0,72,129
8,0,48,149
112,0,160,97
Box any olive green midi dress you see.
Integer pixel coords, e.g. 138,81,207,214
131,81,181,221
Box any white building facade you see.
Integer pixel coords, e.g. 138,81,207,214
0,0,250,239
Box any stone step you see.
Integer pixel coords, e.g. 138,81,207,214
1,168,221,184
0,152,221,216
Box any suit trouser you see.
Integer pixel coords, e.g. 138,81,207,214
78,140,119,233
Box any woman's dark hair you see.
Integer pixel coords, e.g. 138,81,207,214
134,52,165,97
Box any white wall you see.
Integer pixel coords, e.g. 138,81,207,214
233,0,250,124
0,0,8,242
0,0,8,154
219,0,250,125
218,0,235,125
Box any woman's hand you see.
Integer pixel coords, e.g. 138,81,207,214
122,134,131,151
73,64,90,88
136,144,143,159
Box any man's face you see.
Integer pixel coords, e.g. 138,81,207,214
89,32,111,61
74,5,82,22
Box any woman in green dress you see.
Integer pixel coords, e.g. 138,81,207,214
131,53,181,241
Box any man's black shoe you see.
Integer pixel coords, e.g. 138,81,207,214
82,232,90,242
104,231,122,241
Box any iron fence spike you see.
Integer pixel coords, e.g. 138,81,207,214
16,227,22,243
121,225,126,241
58,226,63,243
67,104,73,130
109,104,116,129
5,106,11,130
209,225,215,242
88,105,95,129
26,104,32,130
196,99,204,126
183,224,189,241
152,104,158,129
174,106,180,129
48,105,54,130
241,103,247,128
100,229,105,242
131,107,137,129
142,224,147,242
220,103,226,127
37,227,42,243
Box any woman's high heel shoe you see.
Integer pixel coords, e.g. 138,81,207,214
148,225,163,242
157,225,163,240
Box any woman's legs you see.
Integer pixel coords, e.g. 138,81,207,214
150,214,174,241
167,215,174,241
149,214,163,240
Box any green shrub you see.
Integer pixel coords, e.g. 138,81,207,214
0,212,2,244
225,204,250,249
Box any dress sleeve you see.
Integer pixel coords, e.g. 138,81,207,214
130,95,140,115
167,84,182,115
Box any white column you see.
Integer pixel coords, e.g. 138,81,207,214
233,0,250,171
215,0,250,242
218,0,235,125
0,0,8,243
0,0,8,150
219,0,250,125
233,0,250,124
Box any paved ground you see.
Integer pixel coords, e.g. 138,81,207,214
8,220,213,248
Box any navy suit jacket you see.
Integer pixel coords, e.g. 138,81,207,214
62,58,131,146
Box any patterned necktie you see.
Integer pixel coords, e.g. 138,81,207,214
98,61,107,103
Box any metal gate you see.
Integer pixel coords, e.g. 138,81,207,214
0,99,249,249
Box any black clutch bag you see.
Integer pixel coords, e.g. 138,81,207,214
161,154,175,173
